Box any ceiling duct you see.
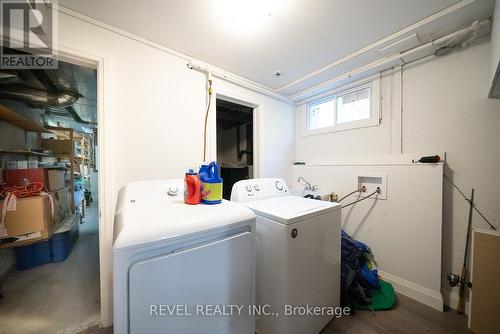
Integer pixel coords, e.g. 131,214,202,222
0,84,81,108
63,106,96,126
42,109,97,130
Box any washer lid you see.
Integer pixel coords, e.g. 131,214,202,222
113,200,255,252
244,196,340,225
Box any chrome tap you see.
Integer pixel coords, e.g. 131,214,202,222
297,177,318,192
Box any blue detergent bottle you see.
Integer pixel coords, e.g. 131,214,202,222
199,161,223,204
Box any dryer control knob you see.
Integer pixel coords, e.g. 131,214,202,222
254,185,260,191
167,186,179,196
246,185,253,192
275,181,283,191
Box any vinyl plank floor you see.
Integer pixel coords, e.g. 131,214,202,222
80,294,471,334
320,294,472,334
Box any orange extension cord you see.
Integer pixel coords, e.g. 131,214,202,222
0,182,45,199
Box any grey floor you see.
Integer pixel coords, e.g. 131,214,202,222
81,294,471,334
0,202,101,334
321,294,472,334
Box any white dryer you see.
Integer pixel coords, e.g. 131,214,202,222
231,178,341,334
113,179,256,334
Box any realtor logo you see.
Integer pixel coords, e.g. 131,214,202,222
0,0,58,69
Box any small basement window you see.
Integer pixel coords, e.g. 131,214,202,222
308,97,335,130
305,81,379,135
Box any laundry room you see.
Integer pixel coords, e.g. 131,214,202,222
1,1,500,334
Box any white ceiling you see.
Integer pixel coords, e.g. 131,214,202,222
59,0,493,92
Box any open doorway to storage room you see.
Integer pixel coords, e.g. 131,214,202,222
0,48,100,333
216,99,254,200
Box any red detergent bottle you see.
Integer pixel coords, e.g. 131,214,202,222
184,169,201,205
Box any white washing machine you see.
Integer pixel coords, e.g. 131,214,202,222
113,179,256,334
231,178,341,334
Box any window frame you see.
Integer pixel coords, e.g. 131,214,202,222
307,95,337,131
303,79,380,136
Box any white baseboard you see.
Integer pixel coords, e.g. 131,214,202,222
378,270,443,312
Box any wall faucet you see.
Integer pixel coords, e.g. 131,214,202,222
297,177,319,192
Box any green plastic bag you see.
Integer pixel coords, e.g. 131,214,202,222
355,279,396,311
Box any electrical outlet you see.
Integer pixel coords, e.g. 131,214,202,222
356,174,387,200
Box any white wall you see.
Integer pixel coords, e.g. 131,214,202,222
402,39,500,309
292,162,444,310
57,9,294,325
295,39,500,310
490,0,500,88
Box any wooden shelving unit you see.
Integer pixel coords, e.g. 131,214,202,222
0,105,50,133
42,126,78,212
0,104,54,166
42,126,94,214
0,106,94,214
47,127,83,140
0,149,53,157
75,136,94,174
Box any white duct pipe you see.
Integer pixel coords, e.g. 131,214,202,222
187,62,210,77
187,62,292,104
276,0,477,93
290,18,492,102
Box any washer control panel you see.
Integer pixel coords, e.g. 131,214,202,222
231,178,289,203
116,179,184,214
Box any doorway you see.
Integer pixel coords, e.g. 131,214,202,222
216,99,254,200
0,49,101,333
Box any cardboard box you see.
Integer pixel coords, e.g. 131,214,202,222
0,195,53,248
2,229,51,249
6,161,18,170
17,160,28,169
41,138,72,155
52,187,71,226
3,168,46,186
15,214,80,269
28,161,38,169
47,169,66,191
5,160,29,170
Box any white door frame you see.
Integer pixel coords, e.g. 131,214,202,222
0,25,112,325
57,45,113,327
211,90,260,178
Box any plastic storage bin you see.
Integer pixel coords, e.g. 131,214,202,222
51,217,79,262
15,242,52,270
15,214,79,270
